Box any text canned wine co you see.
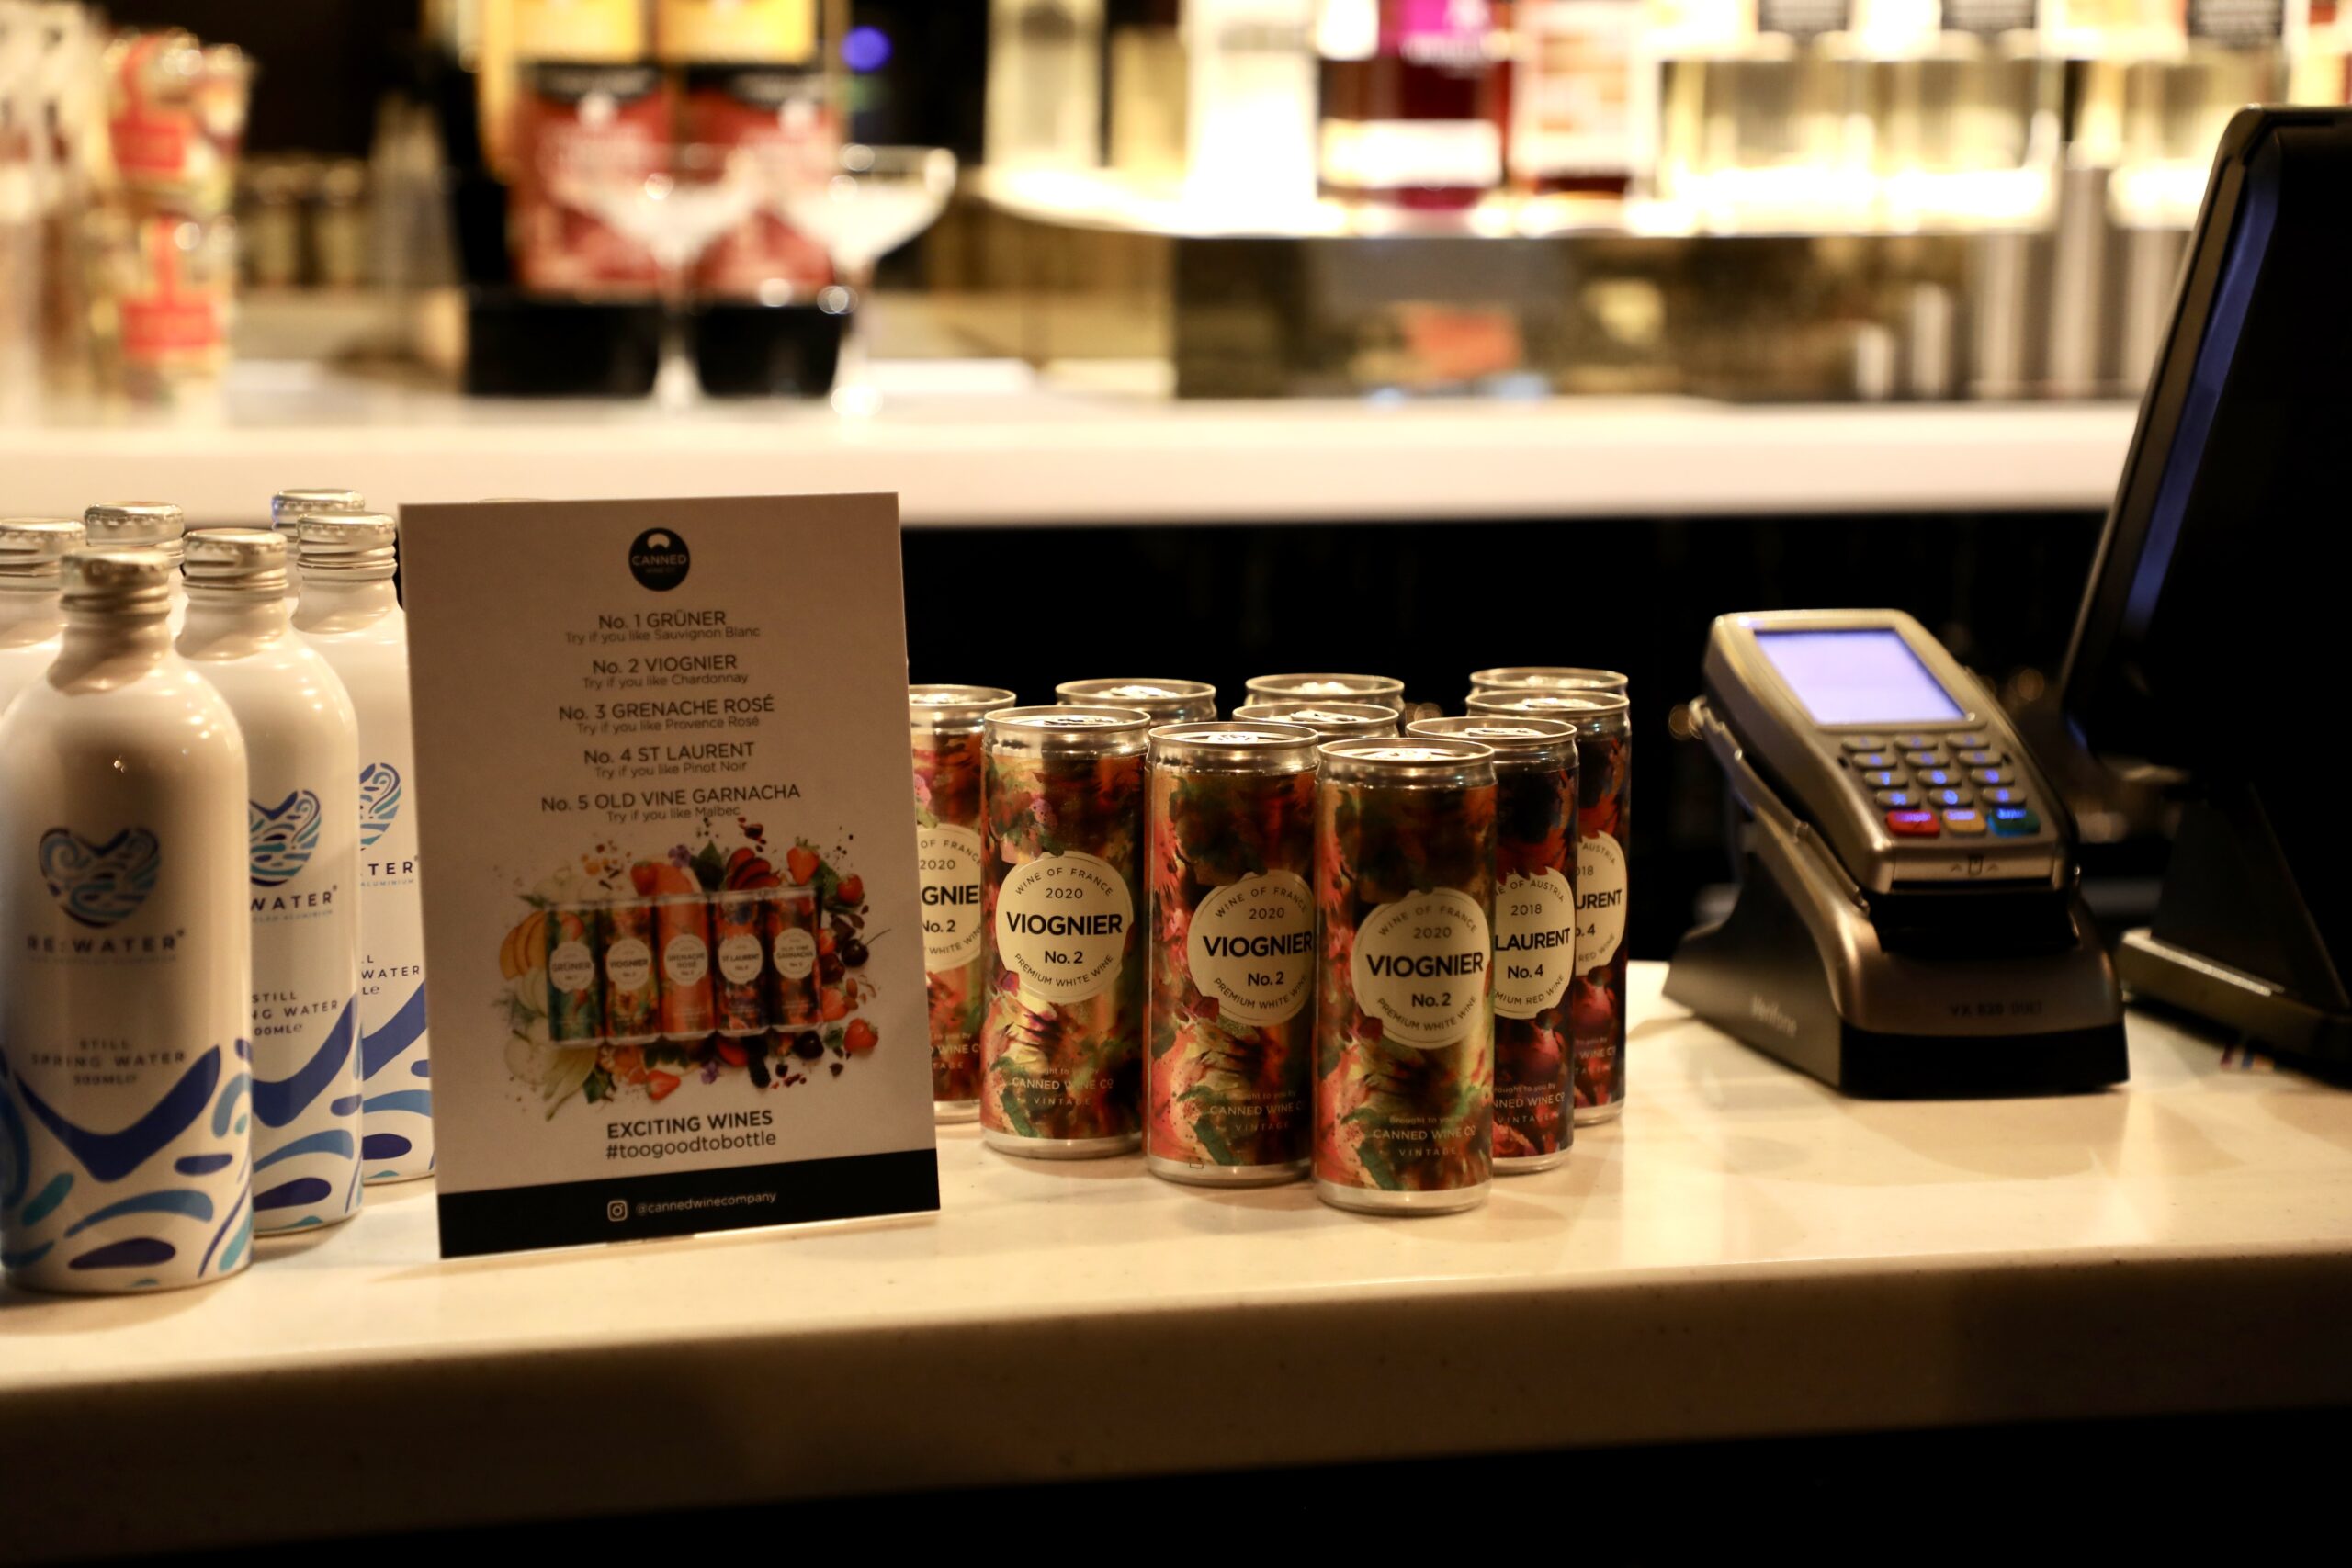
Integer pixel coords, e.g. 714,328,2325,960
1313,739,1498,1215
978,705,1151,1158
910,684,1015,1121
1145,721,1322,1186
1468,688,1631,1124
1410,714,1578,1171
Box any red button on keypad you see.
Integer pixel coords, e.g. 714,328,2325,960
1886,809,1941,837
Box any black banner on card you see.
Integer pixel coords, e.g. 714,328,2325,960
436,1149,942,1258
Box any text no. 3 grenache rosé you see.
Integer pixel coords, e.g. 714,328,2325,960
1145,722,1322,1185
910,685,1013,1122
1314,739,1499,1214
978,706,1152,1157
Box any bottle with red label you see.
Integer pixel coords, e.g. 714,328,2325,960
1316,0,1515,210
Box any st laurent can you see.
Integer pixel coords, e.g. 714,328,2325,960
1409,715,1577,1170
1313,738,1498,1214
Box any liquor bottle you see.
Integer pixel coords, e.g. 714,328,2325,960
294,514,432,1184
988,0,1109,171
1860,0,2053,227
0,551,253,1293
82,502,187,631
0,518,84,714
179,530,365,1233
1184,0,1321,210
1512,0,1646,196
1317,0,1514,212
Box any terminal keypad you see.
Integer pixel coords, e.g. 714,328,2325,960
1840,730,2034,840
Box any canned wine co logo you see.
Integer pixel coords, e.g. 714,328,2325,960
628,528,691,592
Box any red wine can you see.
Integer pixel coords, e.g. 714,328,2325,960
911,685,1015,1122
1409,715,1577,1169
763,884,823,1032
1468,689,1630,1123
1314,738,1498,1214
710,889,771,1037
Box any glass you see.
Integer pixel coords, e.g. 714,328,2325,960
772,142,957,416
541,141,768,406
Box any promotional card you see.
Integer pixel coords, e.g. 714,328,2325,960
401,495,938,1258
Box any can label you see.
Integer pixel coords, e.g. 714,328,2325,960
763,887,822,1031
1315,778,1495,1195
1491,760,1578,1161
1572,728,1631,1112
1148,764,1317,1171
914,730,988,1103
602,900,661,1043
655,898,715,1039
710,892,769,1037
544,904,605,1045
979,749,1147,1144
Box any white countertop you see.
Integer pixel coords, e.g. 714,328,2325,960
0,362,2137,526
5,964,2347,1560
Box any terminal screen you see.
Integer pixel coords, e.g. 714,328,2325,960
1756,628,1965,727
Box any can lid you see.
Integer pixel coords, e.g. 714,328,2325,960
82,502,185,549
1056,678,1215,705
1469,665,1630,694
1232,699,1399,739
63,548,174,613
1318,736,1498,782
1408,714,1579,763
183,528,288,593
0,518,87,575
1244,671,1407,701
270,488,367,533
909,683,1017,727
1466,690,1630,724
987,704,1154,753
1148,720,1321,771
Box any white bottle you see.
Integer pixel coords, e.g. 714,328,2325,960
0,518,85,715
82,502,188,633
294,514,432,1183
0,550,254,1293
180,530,366,1233
269,490,368,604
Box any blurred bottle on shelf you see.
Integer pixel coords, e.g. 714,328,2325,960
669,0,838,301
989,0,1107,170
1316,0,1515,213
1513,0,1647,197
1185,0,1320,209
1108,0,1186,185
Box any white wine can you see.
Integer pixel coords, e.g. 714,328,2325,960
0,551,254,1292
296,515,434,1183
182,530,367,1232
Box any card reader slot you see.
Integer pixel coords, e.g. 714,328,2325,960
1865,885,2085,959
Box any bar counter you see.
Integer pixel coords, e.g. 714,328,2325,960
3,964,2346,1560
0,363,2136,526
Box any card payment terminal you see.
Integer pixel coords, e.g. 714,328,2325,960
1665,610,2127,1096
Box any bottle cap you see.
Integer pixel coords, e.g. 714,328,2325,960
295,513,400,575
82,502,186,552
0,518,88,577
270,489,366,536
184,527,288,594
63,549,175,614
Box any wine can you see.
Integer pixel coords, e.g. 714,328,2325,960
979,705,1151,1158
1466,665,1630,701
544,902,605,1046
1231,699,1400,740
1145,720,1321,1186
910,684,1013,1121
1467,690,1632,1125
655,895,716,1040
1408,715,1578,1171
1056,678,1217,725
1244,671,1407,709
763,883,823,1031
1314,739,1498,1214
710,890,772,1037
602,897,662,1045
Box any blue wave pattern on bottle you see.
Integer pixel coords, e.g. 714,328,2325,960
359,981,432,1179
0,1043,254,1288
357,761,401,850
251,998,362,1231
247,789,322,886
37,827,161,928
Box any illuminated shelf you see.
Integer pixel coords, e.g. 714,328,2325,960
6,966,2349,1557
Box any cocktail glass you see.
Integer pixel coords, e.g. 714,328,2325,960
772,143,957,417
